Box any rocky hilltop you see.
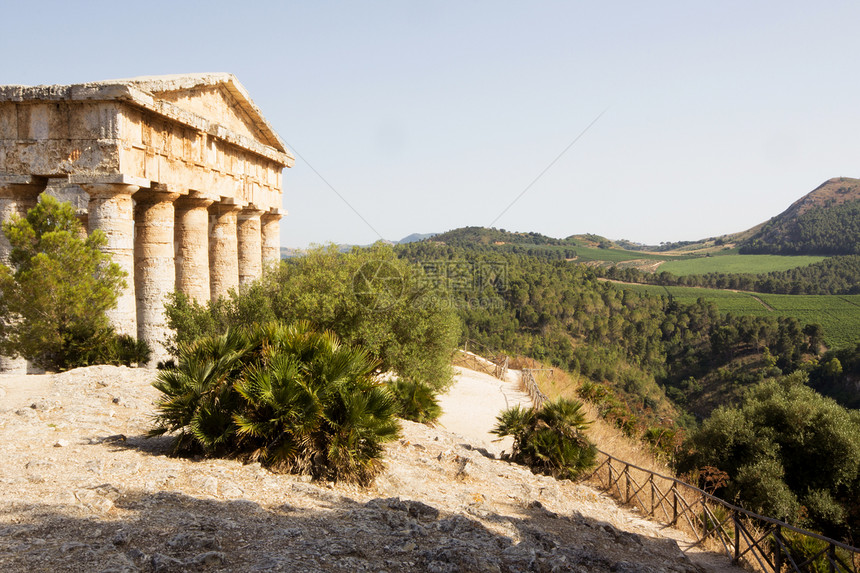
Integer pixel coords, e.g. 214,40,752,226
0,366,736,572
738,177,860,255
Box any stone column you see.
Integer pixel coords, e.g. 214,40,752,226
175,193,215,303
134,187,180,366
0,176,44,373
261,210,283,267
209,200,241,300
81,182,140,339
237,205,263,286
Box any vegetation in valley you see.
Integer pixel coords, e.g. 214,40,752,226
150,321,400,484
0,196,149,370
677,372,860,540
608,283,860,351
600,254,860,295
657,253,826,275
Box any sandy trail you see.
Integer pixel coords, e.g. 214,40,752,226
437,365,532,457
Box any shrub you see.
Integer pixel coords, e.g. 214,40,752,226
492,398,597,480
386,378,442,424
165,244,460,390
678,371,860,536
0,196,130,371
149,321,401,484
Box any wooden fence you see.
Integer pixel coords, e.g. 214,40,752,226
588,451,860,572
517,360,860,572
521,368,549,409
455,340,509,381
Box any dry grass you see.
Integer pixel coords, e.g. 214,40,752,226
511,358,673,477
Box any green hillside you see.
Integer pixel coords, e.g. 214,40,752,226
739,177,860,255
658,254,825,275
612,282,860,350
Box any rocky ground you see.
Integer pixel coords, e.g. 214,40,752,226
0,365,739,573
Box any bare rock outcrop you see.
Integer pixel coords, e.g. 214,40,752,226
0,365,733,572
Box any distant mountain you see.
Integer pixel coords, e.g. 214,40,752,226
398,232,437,244
738,177,860,255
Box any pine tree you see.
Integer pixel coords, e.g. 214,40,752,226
0,196,128,370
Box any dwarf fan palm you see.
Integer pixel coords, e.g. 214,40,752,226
151,321,400,484
492,398,596,480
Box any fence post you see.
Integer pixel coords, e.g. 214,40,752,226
828,543,836,573
672,483,678,525
607,462,613,492
774,525,783,573
649,474,655,516
733,511,739,565
625,464,631,504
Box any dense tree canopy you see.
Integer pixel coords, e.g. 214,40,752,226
678,372,860,538
741,201,860,255
166,244,460,390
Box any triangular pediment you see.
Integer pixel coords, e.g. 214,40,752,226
108,74,287,153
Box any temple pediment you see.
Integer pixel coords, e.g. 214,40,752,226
110,74,288,155
0,73,292,210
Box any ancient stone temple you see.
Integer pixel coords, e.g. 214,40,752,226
0,74,294,368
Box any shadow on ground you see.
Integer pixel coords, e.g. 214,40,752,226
0,483,701,573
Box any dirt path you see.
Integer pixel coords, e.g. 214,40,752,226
439,366,743,572
437,366,532,457
748,294,775,311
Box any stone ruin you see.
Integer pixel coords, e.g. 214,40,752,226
0,74,294,367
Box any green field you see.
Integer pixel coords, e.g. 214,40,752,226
657,254,826,276
614,282,860,350
518,243,678,263
571,245,672,263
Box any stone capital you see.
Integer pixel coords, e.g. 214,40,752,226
80,182,141,199
210,200,243,216
133,187,181,205
176,190,217,210
261,209,284,223
238,204,264,219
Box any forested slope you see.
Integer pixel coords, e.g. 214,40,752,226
739,177,860,255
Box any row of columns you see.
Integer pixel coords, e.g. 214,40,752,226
0,177,282,367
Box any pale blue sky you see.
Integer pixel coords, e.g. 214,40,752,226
4,1,859,247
